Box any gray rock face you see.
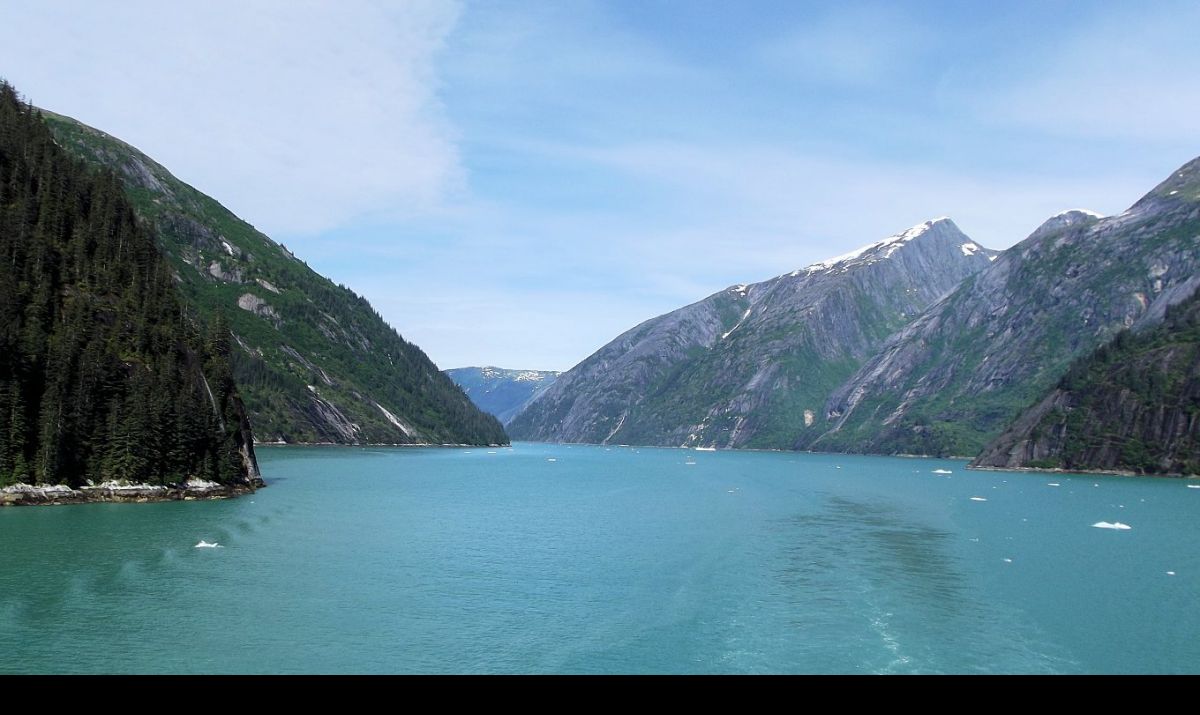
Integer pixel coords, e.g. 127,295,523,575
237,292,280,321
971,281,1200,475
445,367,561,425
815,156,1200,457
509,219,997,448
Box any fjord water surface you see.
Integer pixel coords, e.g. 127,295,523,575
1,443,1197,674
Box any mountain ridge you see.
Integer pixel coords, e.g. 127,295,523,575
813,156,1200,457
509,218,997,448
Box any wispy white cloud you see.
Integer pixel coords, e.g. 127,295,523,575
0,0,463,235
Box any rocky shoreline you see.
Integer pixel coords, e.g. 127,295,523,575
967,464,1198,479
0,477,266,507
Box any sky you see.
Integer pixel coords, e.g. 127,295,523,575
1,0,1198,371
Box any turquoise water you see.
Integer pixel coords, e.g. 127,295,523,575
1,443,1198,674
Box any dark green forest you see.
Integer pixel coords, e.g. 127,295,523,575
0,81,256,487
1042,287,1200,474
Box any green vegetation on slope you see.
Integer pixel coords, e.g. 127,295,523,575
0,81,256,487
43,110,506,446
976,287,1200,475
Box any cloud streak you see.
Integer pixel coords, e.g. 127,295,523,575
0,0,463,235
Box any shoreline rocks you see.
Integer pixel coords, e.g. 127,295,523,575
0,477,266,507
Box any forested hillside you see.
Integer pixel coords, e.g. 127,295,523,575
44,110,506,446
0,81,258,487
973,286,1200,475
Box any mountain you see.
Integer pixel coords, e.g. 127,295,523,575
816,157,1200,457
0,81,258,489
508,219,997,448
972,285,1200,475
42,110,507,446
445,367,560,425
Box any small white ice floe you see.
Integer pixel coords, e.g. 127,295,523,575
487,451,497,454
194,540,222,548
1091,521,1132,530
1003,558,1013,564
932,469,953,474
969,497,987,502
835,465,842,469
546,458,557,462
1167,571,1176,576
1093,483,1100,487
1188,485,1200,489
1047,483,1061,487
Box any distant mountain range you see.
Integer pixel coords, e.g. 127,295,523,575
513,156,1200,475
509,218,997,448
445,367,560,425
44,110,507,446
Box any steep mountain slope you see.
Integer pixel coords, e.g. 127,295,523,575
445,367,560,425
509,219,997,448
817,157,1200,457
43,110,506,446
0,82,258,488
972,285,1200,475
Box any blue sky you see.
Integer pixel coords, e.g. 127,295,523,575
2,1,1198,370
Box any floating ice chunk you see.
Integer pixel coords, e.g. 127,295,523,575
1167,571,1176,576
1003,558,1013,563
932,469,953,474
1091,521,1132,530
969,497,987,502
1047,483,1061,487
194,540,221,548
546,458,557,462
1187,484,1200,489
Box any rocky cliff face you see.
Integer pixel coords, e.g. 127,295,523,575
815,157,1200,457
445,367,560,425
509,219,996,448
43,111,507,446
972,285,1200,475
